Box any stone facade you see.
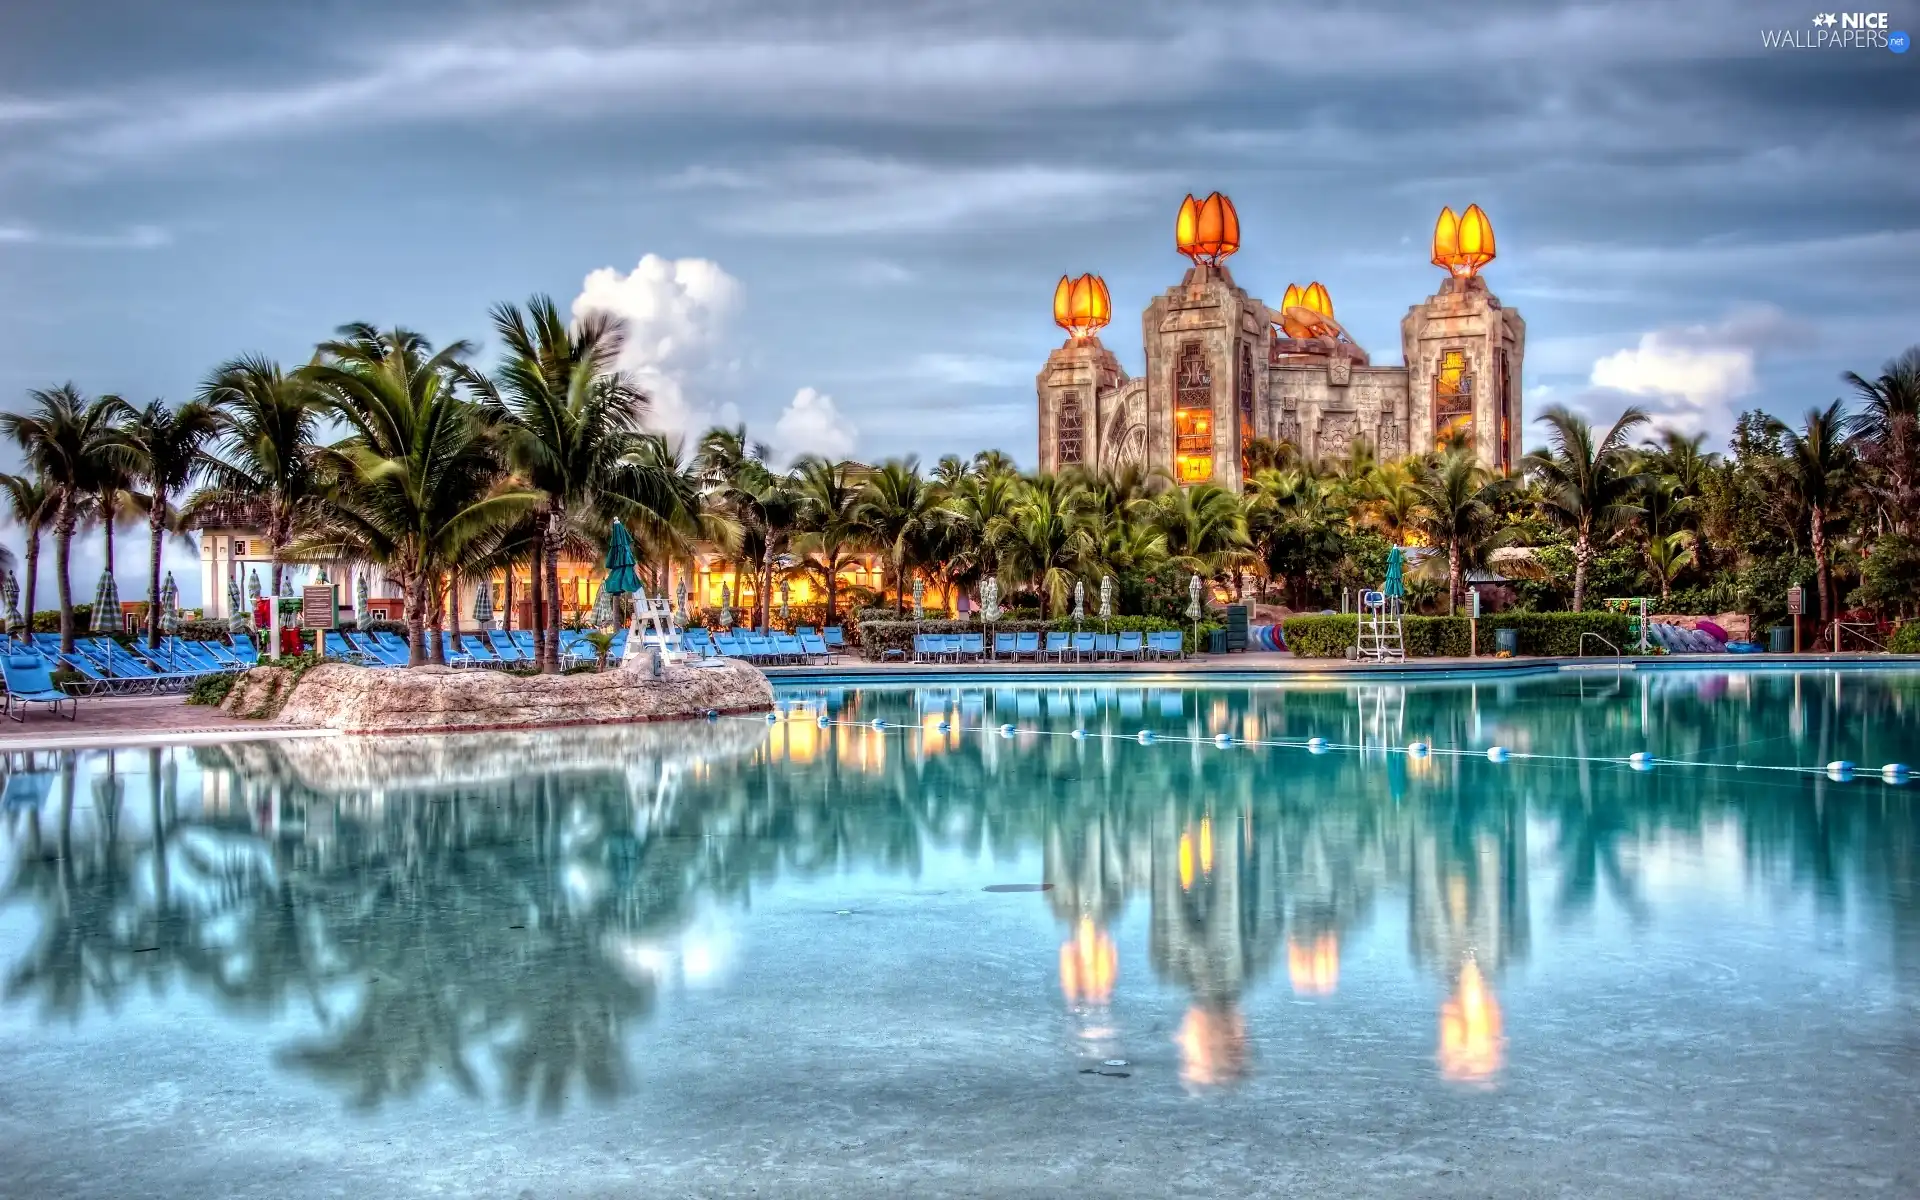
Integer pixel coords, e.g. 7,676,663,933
1038,263,1525,481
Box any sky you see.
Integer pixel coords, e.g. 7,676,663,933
0,0,1915,604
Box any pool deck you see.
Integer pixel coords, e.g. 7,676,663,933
0,651,1909,750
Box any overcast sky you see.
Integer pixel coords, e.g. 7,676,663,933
0,0,1915,602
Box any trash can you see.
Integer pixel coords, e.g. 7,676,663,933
1768,624,1793,654
1494,627,1519,656
1207,628,1227,655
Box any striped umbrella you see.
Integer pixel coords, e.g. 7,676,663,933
228,575,248,635
160,574,180,636
353,573,370,630
93,570,122,633
778,579,790,629
1186,574,1203,622
1098,575,1113,622
247,570,262,604
980,576,1001,624
473,578,494,626
2,570,19,632
718,583,733,629
912,577,925,622
675,576,689,624
589,582,614,628
1071,579,1085,624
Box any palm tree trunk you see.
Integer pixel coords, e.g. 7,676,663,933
146,510,165,649
542,510,565,674
825,557,839,626
1811,503,1833,627
428,572,446,665
100,489,116,579
404,572,429,667
449,573,463,650
23,533,39,632
1572,529,1592,613
54,496,77,653
1448,542,1462,615
503,567,514,633
760,553,775,632
530,544,546,662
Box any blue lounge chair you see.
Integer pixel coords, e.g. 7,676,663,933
1149,631,1185,660
1116,631,1144,660
713,633,745,658
1071,632,1097,661
1043,632,1071,662
84,638,197,692
744,633,776,662
510,630,539,658
461,634,506,668
823,626,846,649
322,631,378,665
771,633,804,663
230,633,261,664
800,632,832,663
959,633,985,661
1093,633,1118,660
200,639,248,669
994,632,1017,658
1015,632,1041,660
1,652,77,721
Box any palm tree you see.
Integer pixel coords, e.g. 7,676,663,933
943,468,1022,590
0,385,124,651
1245,466,1347,609
1844,347,1920,536
1149,482,1249,578
473,298,670,670
790,456,865,625
855,459,946,614
972,449,1019,478
305,328,541,666
696,427,799,630
195,356,327,600
120,399,219,648
1642,530,1696,606
1768,401,1855,626
0,473,54,625
1525,405,1649,611
1407,451,1509,613
84,395,138,600
1002,472,1092,616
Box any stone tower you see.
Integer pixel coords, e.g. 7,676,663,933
1403,222,1527,472
1036,337,1127,475
1142,264,1270,494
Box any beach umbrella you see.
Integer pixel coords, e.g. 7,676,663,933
228,575,248,635
778,579,790,628
602,520,640,595
160,577,180,636
1383,545,1405,602
980,577,1001,624
353,574,370,630
280,572,295,597
316,566,329,585
719,583,733,629
589,582,614,629
1098,575,1114,623
1072,579,1085,625
473,577,494,627
1186,574,1203,622
2,571,21,633
247,570,262,604
93,570,122,633
912,577,925,622
675,576,689,625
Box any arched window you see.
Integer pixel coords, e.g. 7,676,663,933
1434,348,1473,449
1057,394,1084,466
1174,342,1213,483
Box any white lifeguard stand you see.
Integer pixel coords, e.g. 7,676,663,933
1355,589,1405,663
621,589,681,672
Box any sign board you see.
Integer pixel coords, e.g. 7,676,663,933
301,585,338,630
1787,586,1805,617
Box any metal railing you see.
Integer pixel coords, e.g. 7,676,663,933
1832,620,1888,652
1578,632,1623,661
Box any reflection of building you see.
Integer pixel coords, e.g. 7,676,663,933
1037,196,1525,488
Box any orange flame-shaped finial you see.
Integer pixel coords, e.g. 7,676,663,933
1052,273,1112,338
1175,193,1240,265
1432,204,1497,277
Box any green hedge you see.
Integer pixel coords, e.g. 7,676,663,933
856,615,1215,660
1890,622,1920,655
1282,611,1635,658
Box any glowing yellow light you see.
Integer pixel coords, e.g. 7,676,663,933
1199,817,1214,876
1175,1005,1247,1088
1287,934,1340,996
1175,192,1240,265
1058,917,1117,1006
1052,273,1113,338
1438,958,1504,1083
1178,831,1195,890
1431,204,1496,278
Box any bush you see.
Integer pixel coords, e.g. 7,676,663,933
30,605,92,633
1852,534,1920,622
1890,622,1920,655
187,673,238,706
1281,611,1635,658
855,614,1215,659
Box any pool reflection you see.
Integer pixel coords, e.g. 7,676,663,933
2,669,1916,1112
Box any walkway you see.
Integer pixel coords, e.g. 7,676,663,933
0,694,328,751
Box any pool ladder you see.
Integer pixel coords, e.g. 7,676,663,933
1578,632,1623,665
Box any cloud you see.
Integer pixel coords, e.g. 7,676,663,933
570,254,744,444
0,222,171,249
1586,306,1794,436
769,387,858,466
909,352,1035,387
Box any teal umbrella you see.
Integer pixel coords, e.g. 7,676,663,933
602,519,640,595
1383,545,1406,600
93,570,122,633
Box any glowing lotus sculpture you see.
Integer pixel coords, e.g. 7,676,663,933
1277,281,1345,340
1052,273,1112,338
1175,192,1240,265
1431,204,1497,278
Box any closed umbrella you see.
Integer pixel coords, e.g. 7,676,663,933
719,583,733,629
1187,574,1203,621
228,576,248,635
247,570,262,604
1098,575,1114,624
778,579,790,629
1072,579,1085,625
2,570,19,632
675,576,689,625
602,520,640,595
473,577,494,626
1383,545,1406,604
280,572,295,597
980,577,1001,623
912,577,925,623
93,570,122,633
160,576,180,636
589,582,614,629
354,574,370,630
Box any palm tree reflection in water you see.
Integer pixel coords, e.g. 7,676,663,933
3,669,1919,1110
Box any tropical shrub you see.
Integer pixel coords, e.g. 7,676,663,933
187,673,238,706
31,604,91,633
1889,622,1920,654
1851,534,1920,621
856,614,1212,659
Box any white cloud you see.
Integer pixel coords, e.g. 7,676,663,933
0,222,171,249
570,254,743,444
1587,306,1793,437
769,387,858,466
909,352,1035,387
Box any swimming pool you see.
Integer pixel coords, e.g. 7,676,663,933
1,668,1916,1196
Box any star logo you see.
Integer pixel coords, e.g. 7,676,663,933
1812,12,1838,25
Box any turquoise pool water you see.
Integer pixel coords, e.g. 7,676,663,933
1,668,1917,1197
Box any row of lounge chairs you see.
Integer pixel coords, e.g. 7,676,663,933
322,629,632,670
684,626,843,664
913,631,1187,663
0,632,258,696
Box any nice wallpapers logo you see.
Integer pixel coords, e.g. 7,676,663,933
1763,11,1909,49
